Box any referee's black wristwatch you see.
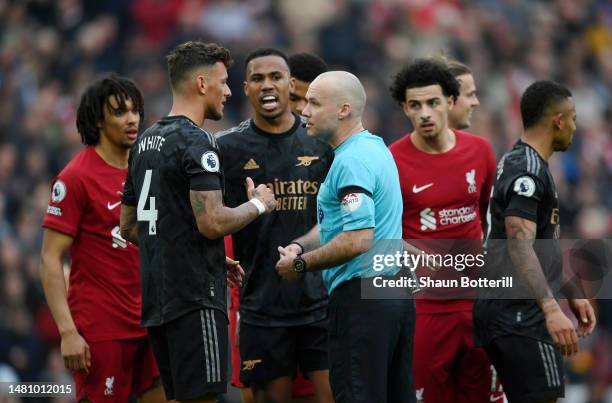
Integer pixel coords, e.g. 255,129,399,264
293,255,307,273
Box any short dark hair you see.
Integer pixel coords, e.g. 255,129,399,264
288,53,328,83
520,80,572,129
76,75,144,146
166,41,233,88
389,59,460,105
244,47,289,70
446,60,472,78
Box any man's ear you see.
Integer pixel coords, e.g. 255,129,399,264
289,77,296,93
448,95,455,111
338,102,352,120
243,80,249,96
552,112,563,130
197,75,207,96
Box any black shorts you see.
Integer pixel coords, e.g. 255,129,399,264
239,319,328,385
148,308,228,401
484,335,564,403
328,278,416,403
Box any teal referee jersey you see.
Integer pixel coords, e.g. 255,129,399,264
317,130,403,293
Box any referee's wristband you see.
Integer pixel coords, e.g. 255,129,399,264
249,198,266,215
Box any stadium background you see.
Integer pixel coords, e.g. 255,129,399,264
0,0,610,402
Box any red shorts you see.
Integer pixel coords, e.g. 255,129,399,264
226,237,314,397
413,310,495,403
73,337,160,402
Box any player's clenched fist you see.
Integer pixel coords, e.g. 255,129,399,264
245,177,276,213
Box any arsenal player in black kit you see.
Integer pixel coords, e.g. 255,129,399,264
474,80,596,403
120,41,275,403
217,48,333,403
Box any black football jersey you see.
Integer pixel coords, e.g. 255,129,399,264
475,141,563,343
123,116,227,327
217,115,333,326
484,140,563,294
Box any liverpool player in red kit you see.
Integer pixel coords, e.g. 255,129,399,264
40,76,165,402
389,59,496,403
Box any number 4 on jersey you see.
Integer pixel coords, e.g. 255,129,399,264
137,169,158,235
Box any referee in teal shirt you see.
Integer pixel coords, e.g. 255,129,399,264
276,71,416,403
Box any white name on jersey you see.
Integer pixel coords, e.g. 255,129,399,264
138,136,165,154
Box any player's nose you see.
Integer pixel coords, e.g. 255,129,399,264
262,77,275,90
128,110,139,123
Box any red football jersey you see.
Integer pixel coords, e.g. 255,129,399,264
390,130,496,313
42,146,145,341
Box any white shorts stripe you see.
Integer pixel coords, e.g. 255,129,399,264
200,310,212,383
209,309,221,382
538,341,553,387
546,344,561,387
204,310,218,382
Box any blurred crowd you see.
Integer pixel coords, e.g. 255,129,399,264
0,0,610,401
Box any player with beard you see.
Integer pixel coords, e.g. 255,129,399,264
120,41,275,403
41,75,167,402
474,81,596,403
217,48,334,403
388,59,496,403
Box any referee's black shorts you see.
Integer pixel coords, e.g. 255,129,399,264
328,277,416,403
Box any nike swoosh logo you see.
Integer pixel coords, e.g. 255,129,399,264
412,183,434,193
107,201,121,210
489,395,504,402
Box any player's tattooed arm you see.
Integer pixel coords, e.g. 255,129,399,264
505,215,553,304
190,190,253,239
120,205,139,245
190,182,275,239
506,215,579,355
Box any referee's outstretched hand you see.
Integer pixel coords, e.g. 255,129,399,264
276,246,301,282
245,177,276,213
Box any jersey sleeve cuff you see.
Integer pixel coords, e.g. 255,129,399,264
504,209,537,223
190,173,222,191
42,222,77,238
342,222,375,231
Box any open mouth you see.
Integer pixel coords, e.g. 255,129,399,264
421,123,435,131
126,129,138,140
261,95,279,111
